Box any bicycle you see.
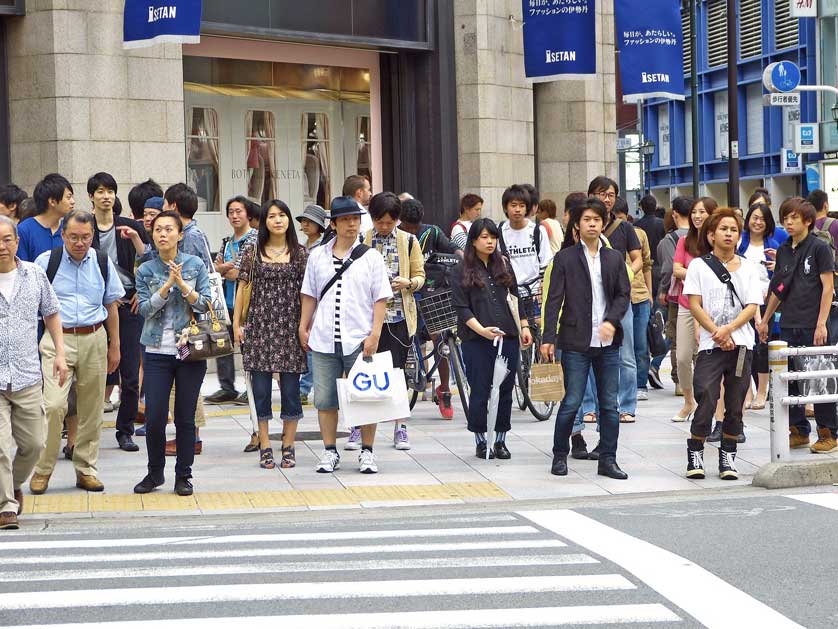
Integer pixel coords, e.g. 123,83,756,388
405,289,470,417
513,275,556,422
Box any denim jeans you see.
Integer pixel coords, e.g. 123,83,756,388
311,343,364,411
142,352,207,479
575,370,597,431
250,371,304,422
299,351,314,397
618,305,637,415
780,327,838,437
114,305,143,439
632,300,651,392
554,346,621,460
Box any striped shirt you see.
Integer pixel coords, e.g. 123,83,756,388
332,255,343,342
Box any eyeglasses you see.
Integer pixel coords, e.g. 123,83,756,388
596,192,616,201
66,235,93,244
750,216,766,223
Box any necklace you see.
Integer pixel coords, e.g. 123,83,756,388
719,253,736,266
266,244,288,256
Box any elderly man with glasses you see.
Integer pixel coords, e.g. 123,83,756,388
29,210,124,495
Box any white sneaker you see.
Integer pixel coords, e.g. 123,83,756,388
345,427,362,451
636,390,649,401
316,449,340,473
359,449,378,474
393,425,411,450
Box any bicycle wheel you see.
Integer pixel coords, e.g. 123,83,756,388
515,345,532,410
409,388,419,410
516,347,533,412
447,336,470,418
525,329,557,422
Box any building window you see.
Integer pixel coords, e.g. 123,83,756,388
746,84,765,155
775,0,799,50
245,111,277,205
706,0,727,68
355,116,372,184
681,6,691,76
739,0,762,59
302,113,331,210
187,107,220,213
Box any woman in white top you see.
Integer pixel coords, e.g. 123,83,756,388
450,193,483,250
737,202,781,410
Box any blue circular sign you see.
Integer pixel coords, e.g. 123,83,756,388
771,61,801,93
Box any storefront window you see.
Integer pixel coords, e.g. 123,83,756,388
355,116,372,184
245,111,277,204
302,113,331,209
187,107,220,212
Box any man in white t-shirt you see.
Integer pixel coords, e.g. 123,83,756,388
682,209,762,481
499,185,551,304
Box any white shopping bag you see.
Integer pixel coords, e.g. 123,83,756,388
337,351,411,428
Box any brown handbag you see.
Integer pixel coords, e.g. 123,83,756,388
239,249,257,323
177,300,234,362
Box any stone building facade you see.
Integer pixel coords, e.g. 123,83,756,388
0,0,617,237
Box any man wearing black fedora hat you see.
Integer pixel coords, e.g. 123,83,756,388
300,196,393,474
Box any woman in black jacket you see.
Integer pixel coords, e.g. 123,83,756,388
451,218,532,459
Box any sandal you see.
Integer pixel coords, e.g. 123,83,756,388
583,413,597,424
243,432,259,453
259,447,275,469
280,446,296,469
619,413,636,424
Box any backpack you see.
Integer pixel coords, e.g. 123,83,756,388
46,246,110,285
812,217,838,275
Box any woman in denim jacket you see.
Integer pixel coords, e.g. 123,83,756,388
133,211,211,497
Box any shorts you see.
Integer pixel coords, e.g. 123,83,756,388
312,342,364,411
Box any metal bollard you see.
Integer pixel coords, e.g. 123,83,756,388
768,340,790,462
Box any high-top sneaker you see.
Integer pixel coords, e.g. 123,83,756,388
718,438,738,480
686,439,705,479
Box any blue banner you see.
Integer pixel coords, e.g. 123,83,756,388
522,0,596,82
123,0,202,49
615,0,685,102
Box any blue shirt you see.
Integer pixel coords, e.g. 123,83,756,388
17,217,64,262
222,229,257,309
34,248,125,327
180,220,212,269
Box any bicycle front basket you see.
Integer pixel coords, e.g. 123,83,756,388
417,290,458,335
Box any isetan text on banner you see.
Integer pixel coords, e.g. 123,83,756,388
522,0,597,82
123,0,202,49
615,0,685,102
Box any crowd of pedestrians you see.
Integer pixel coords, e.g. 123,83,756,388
1,167,837,530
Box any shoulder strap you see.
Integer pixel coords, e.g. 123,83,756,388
604,217,623,239
95,249,110,285
701,254,744,308
668,230,680,246
497,221,508,256
417,225,434,251
45,246,63,283
532,219,542,252
320,244,370,300
408,233,415,257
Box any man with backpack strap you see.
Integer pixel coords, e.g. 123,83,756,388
809,189,838,344
299,197,392,474
498,185,552,302
29,210,124,495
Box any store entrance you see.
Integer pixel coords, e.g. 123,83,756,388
183,57,373,248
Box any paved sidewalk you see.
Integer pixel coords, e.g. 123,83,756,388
19,363,836,518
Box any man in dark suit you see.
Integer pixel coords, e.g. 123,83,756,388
541,198,632,479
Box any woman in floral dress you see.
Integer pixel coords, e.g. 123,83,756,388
233,200,308,469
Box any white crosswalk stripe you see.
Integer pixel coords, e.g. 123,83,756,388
0,515,684,628
785,492,838,511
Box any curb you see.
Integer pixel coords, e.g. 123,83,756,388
752,460,838,489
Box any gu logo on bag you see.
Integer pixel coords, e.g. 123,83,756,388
352,371,391,392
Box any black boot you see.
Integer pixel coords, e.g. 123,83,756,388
719,439,738,480
475,443,495,459
686,438,705,479
597,458,628,480
570,433,589,460
551,455,568,476
587,441,602,460
707,421,723,443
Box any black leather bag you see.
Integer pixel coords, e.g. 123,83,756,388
177,301,233,362
647,308,668,358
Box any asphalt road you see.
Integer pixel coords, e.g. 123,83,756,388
2,488,837,628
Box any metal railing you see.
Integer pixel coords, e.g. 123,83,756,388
768,340,838,462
